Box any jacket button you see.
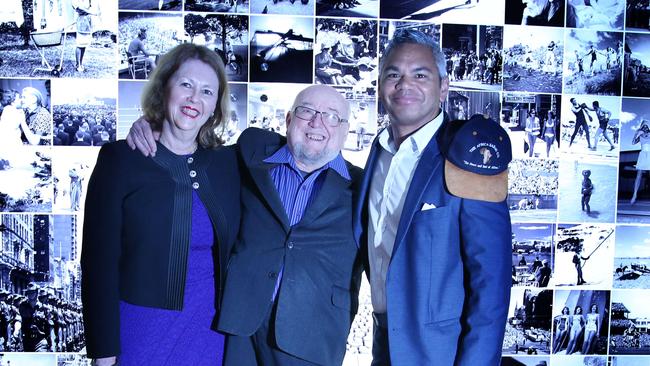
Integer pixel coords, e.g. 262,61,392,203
187,157,194,164
189,170,197,178
287,241,294,249
268,271,277,279
192,182,200,189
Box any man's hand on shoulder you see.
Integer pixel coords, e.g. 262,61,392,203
125,116,159,157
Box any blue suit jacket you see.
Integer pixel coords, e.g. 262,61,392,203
353,119,512,365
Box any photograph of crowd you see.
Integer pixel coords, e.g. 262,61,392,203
185,0,249,13
0,0,117,79
0,213,84,353
380,0,505,25
51,79,116,147
553,224,614,288
626,0,650,31
563,29,623,96
623,32,650,97
508,159,559,222
185,13,249,82
613,225,650,289
445,90,501,122
610,290,650,354
501,93,561,159
511,223,554,288
560,95,620,159
566,0,625,30
249,15,313,83
118,11,183,79
316,0,379,18
500,356,550,366
51,147,99,213
553,290,610,355
315,19,377,88
442,24,503,91
120,0,182,11
0,79,52,147
617,97,650,224
502,287,553,355
0,148,52,213
557,159,618,223
250,0,313,15
116,80,145,140
505,0,565,27
502,25,563,94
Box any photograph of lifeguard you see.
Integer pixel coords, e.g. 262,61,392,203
511,223,554,288
502,288,553,355
609,289,650,355
507,159,559,223
552,289,610,355
612,225,650,289
0,0,117,78
553,224,614,288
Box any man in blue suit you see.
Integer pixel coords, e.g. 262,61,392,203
354,29,512,365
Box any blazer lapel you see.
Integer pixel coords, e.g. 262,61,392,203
299,169,349,228
353,137,381,248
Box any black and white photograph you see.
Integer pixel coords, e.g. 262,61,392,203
0,78,52,146
563,29,623,96
502,288,553,355
379,0,505,25
610,290,650,354
185,0,249,13
57,353,91,366
508,159,559,223
248,83,298,134
120,0,182,11
511,223,554,288
249,15,313,83
118,11,183,80
52,78,117,147
52,147,99,213
316,0,379,18
502,25,564,94
566,0,625,30
560,95,620,159
623,32,650,97
337,86,377,167
501,93,561,159
441,24,503,91
185,13,249,82
117,80,145,140
222,82,248,145
0,0,117,79
505,0,565,27
617,97,650,223
552,356,608,365
613,225,650,289
553,289,610,355
444,90,501,122
0,353,56,365
251,0,313,15
611,356,650,365
0,148,52,213
315,19,377,87
557,159,618,223
378,20,440,59
0,213,84,352
626,0,650,32
500,356,550,366
553,224,614,288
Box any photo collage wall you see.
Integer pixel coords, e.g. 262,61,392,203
1,0,649,365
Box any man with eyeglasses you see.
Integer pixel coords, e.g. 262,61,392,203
126,84,363,365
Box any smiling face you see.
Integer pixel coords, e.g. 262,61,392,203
380,43,449,139
163,58,219,139
286,85,350,172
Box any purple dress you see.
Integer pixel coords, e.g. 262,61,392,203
118,191,224,365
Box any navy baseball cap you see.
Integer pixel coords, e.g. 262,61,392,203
437,114,512,202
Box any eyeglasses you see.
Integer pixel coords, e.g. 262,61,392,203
293,105,348,127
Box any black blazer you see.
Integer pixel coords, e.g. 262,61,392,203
217,128,364,365
81,141,240,358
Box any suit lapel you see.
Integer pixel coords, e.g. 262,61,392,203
299,169,349,228
353,136,381,248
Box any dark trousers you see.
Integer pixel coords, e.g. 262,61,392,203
223,301,318,366
570,119,591,148
371,312,391,366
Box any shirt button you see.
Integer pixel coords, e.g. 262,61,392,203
287,241,294,249
268,271,277,279
189,170,197,178
192,182,199,189
187,157,194,164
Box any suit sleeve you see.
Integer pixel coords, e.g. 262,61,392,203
454,198,511,366
81,143,124,358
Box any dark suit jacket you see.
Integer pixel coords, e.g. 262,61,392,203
354,118,512,365
217,128,364,365
81,141,240,358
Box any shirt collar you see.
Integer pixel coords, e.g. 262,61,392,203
377,111,445,156
263,144,351,180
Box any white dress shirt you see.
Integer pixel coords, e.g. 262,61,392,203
368,112,444,313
